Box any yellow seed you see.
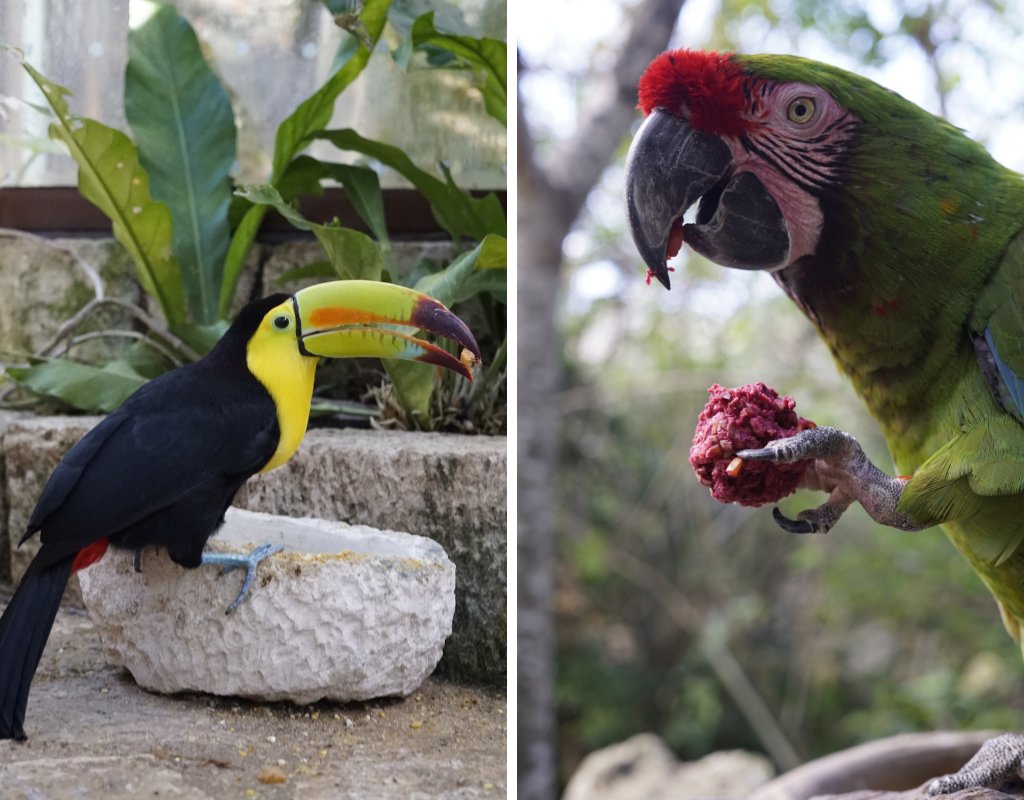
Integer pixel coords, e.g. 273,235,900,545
726,457,743,477
411,721,421,729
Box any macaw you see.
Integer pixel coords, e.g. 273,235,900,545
623,48,1024,793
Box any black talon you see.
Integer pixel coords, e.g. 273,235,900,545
772,507,816,534
736,447,777,461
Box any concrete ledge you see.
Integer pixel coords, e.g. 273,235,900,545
0,416,506,682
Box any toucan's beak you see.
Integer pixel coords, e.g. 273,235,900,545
293,281,481,381
624,109,790,289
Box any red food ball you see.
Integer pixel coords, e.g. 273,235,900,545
689,383,816,507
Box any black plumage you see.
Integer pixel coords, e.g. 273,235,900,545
0,294,288,740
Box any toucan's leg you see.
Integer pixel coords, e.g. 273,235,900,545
200,542,284,614
738,426,928,533
928,733,1024,794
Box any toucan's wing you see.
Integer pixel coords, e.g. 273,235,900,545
23,365,278,568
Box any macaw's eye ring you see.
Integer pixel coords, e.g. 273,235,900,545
787,97,816,124
273,315,291,330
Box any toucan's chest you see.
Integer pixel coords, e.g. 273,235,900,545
245,335,319,473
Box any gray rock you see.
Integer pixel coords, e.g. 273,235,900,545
0,235,140,360
0,410,30,587
562,733,774,800
2,415,103,606
79,508,455,703
235,428,507,682
2,417,506,681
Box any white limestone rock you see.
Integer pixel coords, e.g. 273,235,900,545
78,508,455,703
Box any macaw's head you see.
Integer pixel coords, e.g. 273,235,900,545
624,49,1016,306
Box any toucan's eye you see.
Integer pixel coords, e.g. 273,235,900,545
787,97,816,124
273,315,291,330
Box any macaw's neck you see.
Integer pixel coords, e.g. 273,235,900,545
771,147,1024,465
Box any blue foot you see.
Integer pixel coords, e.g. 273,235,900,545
201,542,285,614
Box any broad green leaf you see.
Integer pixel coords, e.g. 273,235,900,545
126,1,237,325
237,184,311,230
475,233,506,270
457,270,506,305
413,240,483,307
402,255,440,288
22,61,186,324
272,157,392,267
236,184,383,281
271,0,391,179
311,222,383,282
219,203,266,317
119,340,175,379
275,261,335,284
170,320,231,356
411,12,506,126
391,35,414,71
308,128,506,241
6,359,147,413
388,0,473,36
383,359,434,426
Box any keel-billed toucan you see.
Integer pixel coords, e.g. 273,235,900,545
0,280,480,741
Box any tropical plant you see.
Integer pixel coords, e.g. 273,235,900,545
0,0,506,431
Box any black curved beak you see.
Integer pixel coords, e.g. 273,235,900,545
624,109,791,289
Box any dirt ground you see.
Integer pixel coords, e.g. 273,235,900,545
0,599,507,800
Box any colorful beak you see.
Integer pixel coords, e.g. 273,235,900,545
293,281,481,380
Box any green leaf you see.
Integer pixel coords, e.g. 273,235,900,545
402,255,440,288
236,184,383,281
271,0,391,179
219,203,266,317
276,154,331,201
332,164,392,270
119,340,174,379
274,261,335,284
6,359,147,413
312,222,383,281
22,61,187,325
391,34,414,71
413,240,482,307
170,320,230,356
388,0,473,37
237,183,310,230
458,270,506,305
308,128,506,241
383,359,434,424
125,1,237,325
475,232,506,270
411,12,506,127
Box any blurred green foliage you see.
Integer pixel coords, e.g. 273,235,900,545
556,282,1024,781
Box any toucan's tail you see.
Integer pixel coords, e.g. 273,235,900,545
0,554,74,741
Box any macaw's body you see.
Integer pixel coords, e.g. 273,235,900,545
624,50,1024,791
0,281,479,742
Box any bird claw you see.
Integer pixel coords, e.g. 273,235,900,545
771,507,818,534
928,733,1024,794
200,542,285,614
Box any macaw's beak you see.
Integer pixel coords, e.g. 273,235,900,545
293,281,481,381
624,108,790,289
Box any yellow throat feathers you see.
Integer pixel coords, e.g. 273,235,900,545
245,303,319,473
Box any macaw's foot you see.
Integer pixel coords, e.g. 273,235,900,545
201,542,285,614
928,733,1024,795
737,426,928,534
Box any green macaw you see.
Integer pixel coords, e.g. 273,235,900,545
624,49,1024,792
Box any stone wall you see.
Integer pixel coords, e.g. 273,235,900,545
0,417,506,683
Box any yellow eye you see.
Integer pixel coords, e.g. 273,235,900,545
787,97,816,124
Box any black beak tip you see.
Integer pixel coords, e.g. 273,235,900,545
654,268,672,290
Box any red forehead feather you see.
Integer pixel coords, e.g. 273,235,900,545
638,49,756,138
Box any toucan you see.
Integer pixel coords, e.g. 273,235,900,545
0,280,480,741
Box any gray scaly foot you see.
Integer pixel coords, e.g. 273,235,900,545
738,426,928,535
928,733,1024,794
201,542,285,614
